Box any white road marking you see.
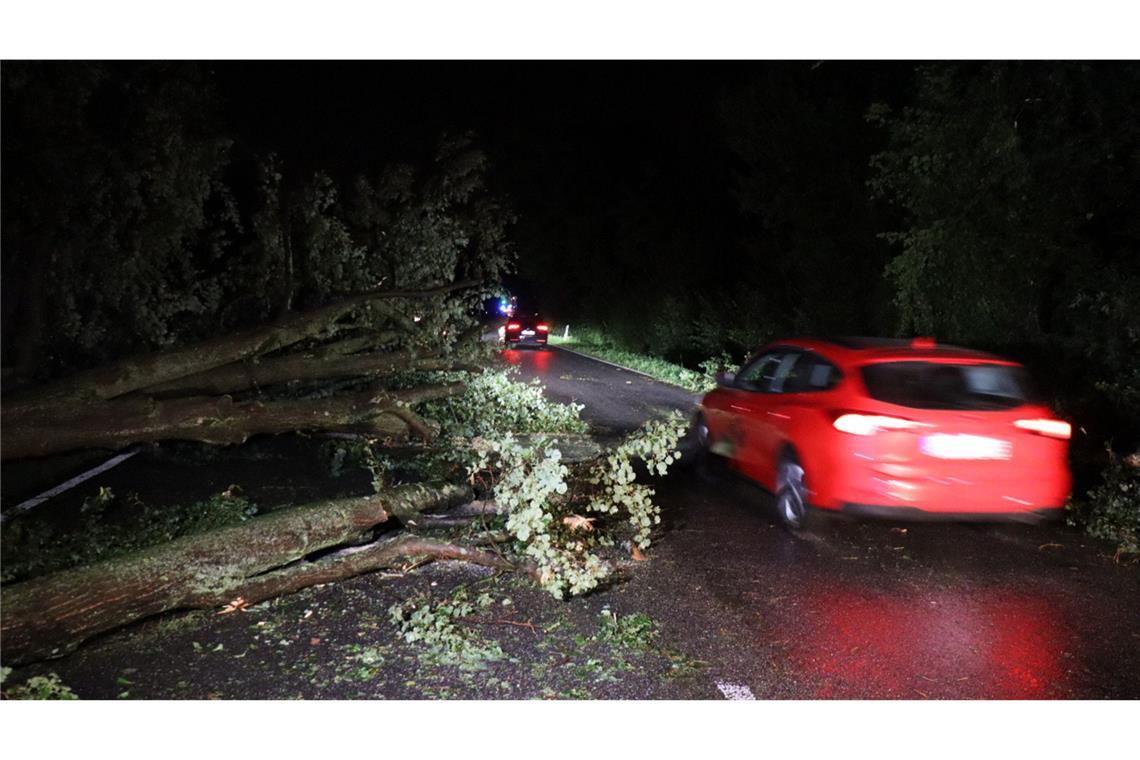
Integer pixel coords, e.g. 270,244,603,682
716,681,756,700
2,449,140,524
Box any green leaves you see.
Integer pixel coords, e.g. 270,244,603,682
0,671,79,700
469,411,687,598
388,587,506,670
421,368,587,439
1068,446,1140,555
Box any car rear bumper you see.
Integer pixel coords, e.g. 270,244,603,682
506,335,547,346
809,452,1071,518
838,502,1065,524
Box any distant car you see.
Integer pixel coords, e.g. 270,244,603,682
695,337,1072,529
502,312,550,348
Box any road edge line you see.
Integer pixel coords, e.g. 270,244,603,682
2,449,141,524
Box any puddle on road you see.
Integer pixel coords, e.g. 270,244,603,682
780,583,1071,698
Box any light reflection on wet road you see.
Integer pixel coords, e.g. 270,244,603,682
504,345,1140,698
785,585,1068,698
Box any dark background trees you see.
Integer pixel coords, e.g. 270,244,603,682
868,63,1140,444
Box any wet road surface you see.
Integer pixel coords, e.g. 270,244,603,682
513,345,1140,698
500,345,699,436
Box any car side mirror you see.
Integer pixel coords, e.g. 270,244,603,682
715,371,736,388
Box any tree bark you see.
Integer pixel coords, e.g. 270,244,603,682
140,350,480,398
222,534,518,608
306,331,401,360
1,383,465,460
0,481,473,665
8,280,476,407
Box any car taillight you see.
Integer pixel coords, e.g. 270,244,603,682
537,324,549,332
1013,418,1071,439
507,322,521,330
833,413,927,436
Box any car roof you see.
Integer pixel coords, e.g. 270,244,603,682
770,336,1015,365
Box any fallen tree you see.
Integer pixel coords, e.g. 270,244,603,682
0,481,509,665
7,281,476,409
0,282,487,461
0,384,467,459
140,348,481,399
1,400,687,666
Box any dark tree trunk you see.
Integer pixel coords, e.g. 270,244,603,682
8,281,475,407
1,383,465,460
141,350,480,398
0,482,475,665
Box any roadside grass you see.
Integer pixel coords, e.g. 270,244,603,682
550,326,716,393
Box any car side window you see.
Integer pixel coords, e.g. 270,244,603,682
735,352,785,392
781,351,842,393
768,352,802,393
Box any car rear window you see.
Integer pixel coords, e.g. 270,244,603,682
860,362,1036,410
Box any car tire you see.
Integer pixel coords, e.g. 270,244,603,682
774,450,812,532
687,412,722,480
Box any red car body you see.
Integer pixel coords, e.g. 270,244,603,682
698,337,1071,524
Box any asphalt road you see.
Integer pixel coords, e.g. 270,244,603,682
511,345,1140,698
500,344,701,436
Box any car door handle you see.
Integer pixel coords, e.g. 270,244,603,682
730,404,753,413
766,411,791,420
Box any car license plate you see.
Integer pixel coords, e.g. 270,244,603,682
920,434,1011,460
521,329,536,336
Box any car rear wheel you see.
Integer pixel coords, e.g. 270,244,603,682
775,453,811,531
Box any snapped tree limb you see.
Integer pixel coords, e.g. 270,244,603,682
9,280,478,407
140,350,484,398
1,383,466,460
0,481,473,665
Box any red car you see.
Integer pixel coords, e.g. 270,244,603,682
695,337,1072,529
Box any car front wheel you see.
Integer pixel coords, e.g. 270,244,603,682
775,453,811,531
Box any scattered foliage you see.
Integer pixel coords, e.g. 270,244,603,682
1,668,79,700
388,587,506,670
597,608,658,651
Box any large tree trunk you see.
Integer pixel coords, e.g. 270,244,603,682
7,280,475,408
0,482,476,665
1,383,465,460
140,350,481,398
307,331,401,360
